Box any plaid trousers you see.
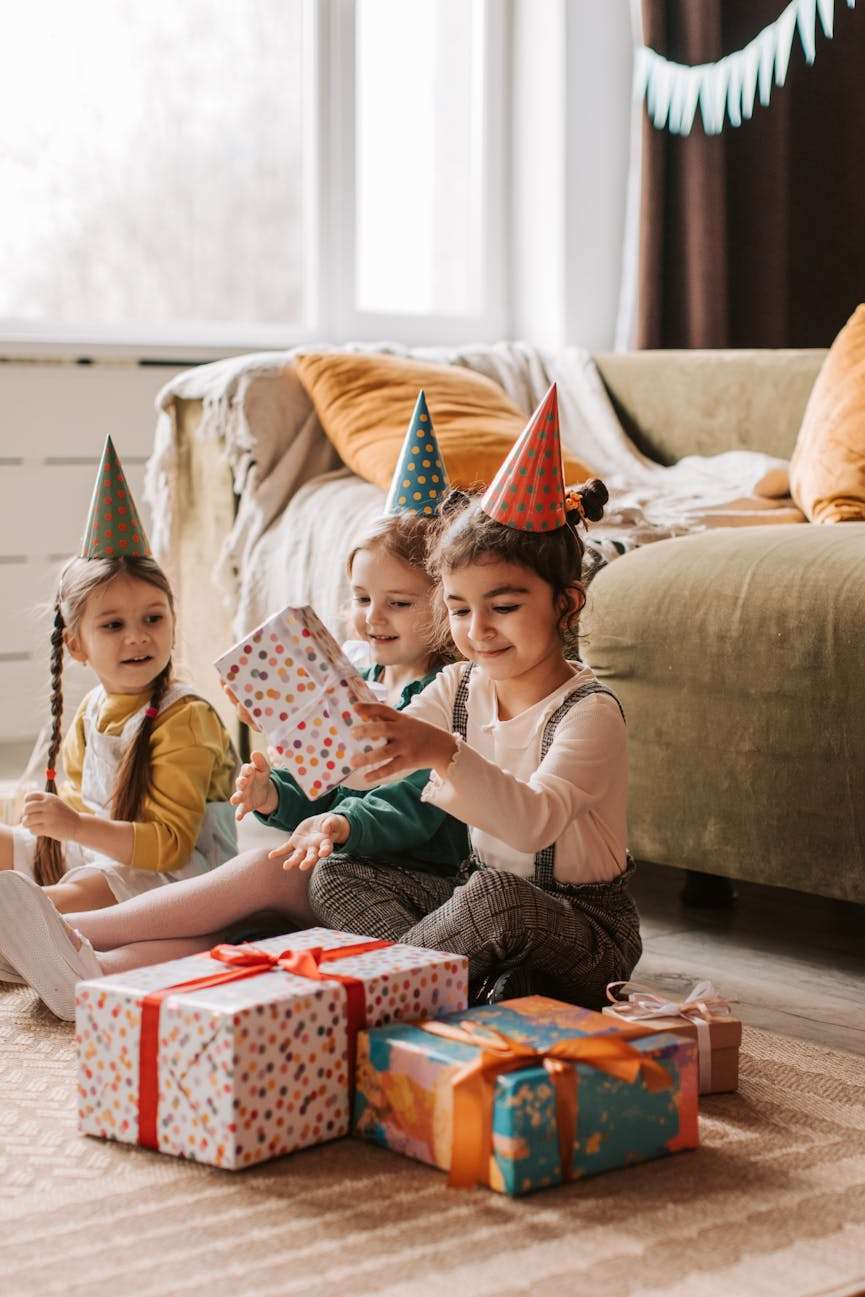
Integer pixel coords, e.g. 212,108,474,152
308,666,642,1007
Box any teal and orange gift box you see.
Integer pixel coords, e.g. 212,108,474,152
353,995,698,1196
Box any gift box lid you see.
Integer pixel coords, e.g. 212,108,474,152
77,930,465,1015
603,1005,742,1049
362,995,690,1078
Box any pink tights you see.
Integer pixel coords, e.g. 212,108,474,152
66,847,317,976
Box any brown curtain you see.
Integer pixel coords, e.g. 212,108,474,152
637,1,865,348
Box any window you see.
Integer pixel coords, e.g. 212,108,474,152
0,0,506,351
356,0,484,317
0,0,309,346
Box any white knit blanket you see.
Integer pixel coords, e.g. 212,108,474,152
145,341,803,639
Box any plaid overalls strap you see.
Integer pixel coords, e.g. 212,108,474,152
533,682,625,889
449,664,626,889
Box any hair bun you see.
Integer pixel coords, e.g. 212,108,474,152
565,477,608,526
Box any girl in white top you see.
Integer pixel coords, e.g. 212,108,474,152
308,387,642,1006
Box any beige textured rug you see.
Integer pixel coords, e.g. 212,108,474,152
2,983,864,1297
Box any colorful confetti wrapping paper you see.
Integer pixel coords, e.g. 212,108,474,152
76,929,468,1170
214,605,381,799
354,996,698,1196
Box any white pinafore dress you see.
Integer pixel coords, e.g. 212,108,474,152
13,683,237,901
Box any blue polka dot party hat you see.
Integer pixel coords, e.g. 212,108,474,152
384,391,450,516
81,436,152,559
480,383,566,532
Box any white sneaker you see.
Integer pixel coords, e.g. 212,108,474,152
0,873,102,1020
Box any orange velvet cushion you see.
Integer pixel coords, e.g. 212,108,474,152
790,305,865,522
293,351,595,492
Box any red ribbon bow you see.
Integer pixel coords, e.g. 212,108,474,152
137,938,392,1150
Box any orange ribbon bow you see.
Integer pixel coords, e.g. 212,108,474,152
137,938,392,1150
418,1017,671,1189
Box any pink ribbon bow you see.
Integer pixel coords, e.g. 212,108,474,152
606,980,733,1091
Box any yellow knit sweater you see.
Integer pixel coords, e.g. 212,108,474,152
59,689,236,872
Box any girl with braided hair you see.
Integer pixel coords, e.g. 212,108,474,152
0,440,237,914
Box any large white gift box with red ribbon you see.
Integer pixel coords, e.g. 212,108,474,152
76,930,468,1169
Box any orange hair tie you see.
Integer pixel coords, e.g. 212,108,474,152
564,489,587,525
45,768,57,781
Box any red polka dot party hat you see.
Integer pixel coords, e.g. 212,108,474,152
480,382,566,531
384,390,450,516
80,436,152,559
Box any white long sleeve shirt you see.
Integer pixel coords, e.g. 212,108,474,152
405,662,629,885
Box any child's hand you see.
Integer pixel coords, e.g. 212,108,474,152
219,681,261,732
350,703,458,782
21,792,81,842
268,813,350,871
230,751,278,821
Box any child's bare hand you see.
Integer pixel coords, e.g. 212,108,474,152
350,703,458,782
230,750,277,821
268,813,350,871
21,792,81,842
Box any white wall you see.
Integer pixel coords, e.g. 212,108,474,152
0,361,185,742
511,0,633,350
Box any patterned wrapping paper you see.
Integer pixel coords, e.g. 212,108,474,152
76,930,468,1170
214,604,381,799
354,995,698,1196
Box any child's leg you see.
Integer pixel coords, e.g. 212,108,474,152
45,871,116,913
98,934,222,975
308,855,456,940
68,846,317,951
401,868,637,1007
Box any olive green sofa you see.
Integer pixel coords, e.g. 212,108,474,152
155,347,865,906
585,350,865,905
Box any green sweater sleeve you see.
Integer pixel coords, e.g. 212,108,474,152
337,769,449,857
255,768,338,834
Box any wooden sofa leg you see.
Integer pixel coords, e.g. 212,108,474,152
680,870,738,908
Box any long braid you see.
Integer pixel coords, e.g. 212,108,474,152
33,602,66,886
111,660,172,824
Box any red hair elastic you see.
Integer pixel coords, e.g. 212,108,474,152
145,707,159,719
45,768,57,781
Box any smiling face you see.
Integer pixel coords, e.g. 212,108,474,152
442,557,579,682
65,571,174,694
349,543,434,673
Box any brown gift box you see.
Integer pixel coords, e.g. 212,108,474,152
603,983,742,1095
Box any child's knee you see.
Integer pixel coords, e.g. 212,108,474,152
461,867,526,912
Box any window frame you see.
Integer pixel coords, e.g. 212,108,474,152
0,0,509,360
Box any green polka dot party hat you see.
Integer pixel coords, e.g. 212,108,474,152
384,391,450,516
80,436,152,559
480,382,566,532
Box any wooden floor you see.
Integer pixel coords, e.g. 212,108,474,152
631,860,865,1056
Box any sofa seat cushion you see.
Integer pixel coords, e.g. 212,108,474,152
583,524,865,902
293,351,595,493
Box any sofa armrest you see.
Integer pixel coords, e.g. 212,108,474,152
170,397,241,738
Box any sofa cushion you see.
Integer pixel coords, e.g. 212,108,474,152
790,305,865,522
583,524,865,903
293,351,595,492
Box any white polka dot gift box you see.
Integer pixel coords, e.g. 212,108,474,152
214,604,382,800
76,929,468,1170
